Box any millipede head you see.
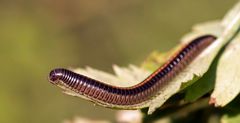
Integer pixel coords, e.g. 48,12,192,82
49,68,64,84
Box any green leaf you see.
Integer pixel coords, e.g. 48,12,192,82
184,59,217,102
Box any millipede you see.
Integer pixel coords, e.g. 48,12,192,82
48,35,216,109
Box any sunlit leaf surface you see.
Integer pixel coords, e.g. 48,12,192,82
210,31,240,107
209,1,240,108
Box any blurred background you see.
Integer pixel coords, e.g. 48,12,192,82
0,0,238,123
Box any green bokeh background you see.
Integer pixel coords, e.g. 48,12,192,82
0,0,238,123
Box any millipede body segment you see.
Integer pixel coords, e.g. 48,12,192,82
49,35,216,108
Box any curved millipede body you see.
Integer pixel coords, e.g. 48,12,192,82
49,35,217,108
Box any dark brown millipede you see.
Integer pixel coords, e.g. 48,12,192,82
49,35,217,107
